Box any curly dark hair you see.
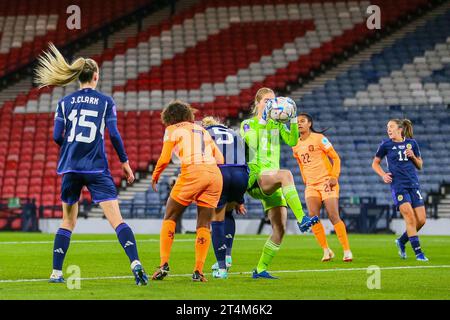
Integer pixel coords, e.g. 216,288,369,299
161,100,196,126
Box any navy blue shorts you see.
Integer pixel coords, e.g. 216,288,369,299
217,166,249,208
392,188,424,210
61,171,118,205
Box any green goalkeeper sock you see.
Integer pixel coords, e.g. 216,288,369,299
282,185,305,222
256,239,280,273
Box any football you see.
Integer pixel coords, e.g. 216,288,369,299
0,0,448,304
267,97,297,123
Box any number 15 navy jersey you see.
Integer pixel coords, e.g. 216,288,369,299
55,88,118,174
206,125,246,166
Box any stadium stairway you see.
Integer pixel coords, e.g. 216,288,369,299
86,0,448,218
0,78,31,107
112,0,449,213
289,2,448,101
435,184,450,218
0,0,201,215
14,0,429,115
283,0,450,205
0,0,153,79
0,0,438,214
74,0,201,58
0,0,201,107
437,198,450,218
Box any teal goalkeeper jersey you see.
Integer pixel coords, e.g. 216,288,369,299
240,117,299,175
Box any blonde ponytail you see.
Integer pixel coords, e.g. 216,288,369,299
34,43,98,88
201,116,221,127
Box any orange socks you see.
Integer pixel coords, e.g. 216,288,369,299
334,220,350,251
195,227,211,273
312,221,329,249
160,221,211,273
160,220,176,266
311,219,351,252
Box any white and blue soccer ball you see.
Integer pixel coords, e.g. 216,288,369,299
266,96,297,123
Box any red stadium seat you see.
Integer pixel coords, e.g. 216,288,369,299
11,218,22,231
0,0,428,209
0,0,150,78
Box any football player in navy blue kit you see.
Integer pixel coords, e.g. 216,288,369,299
202,117,249,279
35,43,149,284
372,119,428,261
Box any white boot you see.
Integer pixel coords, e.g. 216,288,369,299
321,248,335,262
343,250,353,262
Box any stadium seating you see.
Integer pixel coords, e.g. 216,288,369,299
0,0,151,77
343,10,450,108
0,0,435,213
119,2,450,216
13,0,429,114
286,6,450,205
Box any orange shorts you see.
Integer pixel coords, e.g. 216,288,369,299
305,180,339,201
170,165,223,208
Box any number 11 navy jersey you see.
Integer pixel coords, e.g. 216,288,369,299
55,88,118,174
375,138,421,190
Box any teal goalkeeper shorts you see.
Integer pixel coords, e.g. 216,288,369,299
247,172,287,212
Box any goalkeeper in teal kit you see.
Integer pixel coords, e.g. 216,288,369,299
240,88,318,279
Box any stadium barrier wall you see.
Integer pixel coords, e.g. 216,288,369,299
390,218,450,236
38,218,450,235
38,218,335,235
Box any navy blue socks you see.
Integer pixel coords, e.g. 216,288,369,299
224,211,235,256
211,221,227,269
409,236,423,256
116,223,139,263
398,231,409,245
52,228,72,271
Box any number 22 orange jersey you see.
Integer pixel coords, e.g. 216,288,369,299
292,132,340,186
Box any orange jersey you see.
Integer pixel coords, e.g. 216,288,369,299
152,121,224,182
292,132,340,186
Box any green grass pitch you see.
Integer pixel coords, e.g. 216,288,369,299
0,232,449,300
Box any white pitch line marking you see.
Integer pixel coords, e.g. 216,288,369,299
0,238,266,245
0,237,449,245
1,265,449,284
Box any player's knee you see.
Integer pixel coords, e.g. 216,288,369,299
164,213,179,223
416,216,426,229
328,212,341,225
273,224,286,240
403,213,414,223
165,206,181,220
196,221,210,229
285,170,294,180
211,214,223,222
402,211,416,225
225,210,234,218
280,170,293,184
329,215,341,225
61,219,76,231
